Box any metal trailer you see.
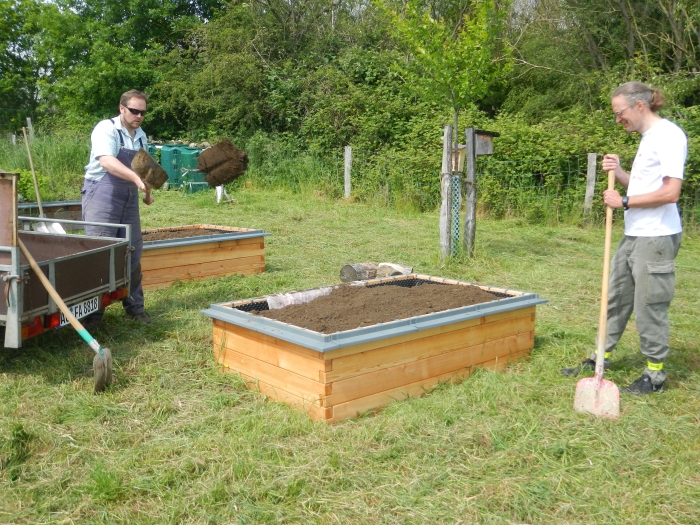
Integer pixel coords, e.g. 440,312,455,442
1,171,131,349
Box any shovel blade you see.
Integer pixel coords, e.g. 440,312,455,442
103,347,113,387
132,148,168,189
93,352,107,393
574,376,620,419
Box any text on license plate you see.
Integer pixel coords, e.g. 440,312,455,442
60,296,100,327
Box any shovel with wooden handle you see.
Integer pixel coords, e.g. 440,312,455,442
22,128,66,235
573,170,620,419
18,238,113,392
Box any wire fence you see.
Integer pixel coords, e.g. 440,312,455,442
477,153,700,228
341,150,700,228
476,154,600,224
197,142,700,228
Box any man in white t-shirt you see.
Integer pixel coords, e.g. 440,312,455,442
562,82,686,394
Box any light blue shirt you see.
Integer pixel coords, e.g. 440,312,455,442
84,117,147,181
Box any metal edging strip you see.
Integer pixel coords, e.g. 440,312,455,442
142,230,271,250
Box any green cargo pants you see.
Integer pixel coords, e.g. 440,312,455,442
599,233,682,384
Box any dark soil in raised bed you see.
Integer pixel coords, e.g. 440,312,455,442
142,228,230,241
253,282,503,333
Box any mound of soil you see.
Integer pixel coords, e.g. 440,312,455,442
254,282,502,333
142,228,230,241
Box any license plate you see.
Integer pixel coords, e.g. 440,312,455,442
59,296,100,327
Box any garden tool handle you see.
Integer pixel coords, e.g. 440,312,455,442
22,127,45,218
595,170,616,376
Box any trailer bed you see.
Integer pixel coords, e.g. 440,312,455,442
1,228,130,348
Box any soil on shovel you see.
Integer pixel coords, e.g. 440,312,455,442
197,138,249,187
254,282,502,333
142,228,230,241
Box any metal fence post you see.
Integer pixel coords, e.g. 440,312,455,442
439,126,452,260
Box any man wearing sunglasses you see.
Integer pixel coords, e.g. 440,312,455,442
81,89,155,327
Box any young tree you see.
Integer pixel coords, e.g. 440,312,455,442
382,0,511,255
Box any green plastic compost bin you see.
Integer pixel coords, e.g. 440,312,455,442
179,146,207,193
160,145,182,188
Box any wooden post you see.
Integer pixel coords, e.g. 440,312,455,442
26,117,34,142
584,153,597,215
10,134,16,145
439,125,452,260
344,146,352,199
463,127,477,257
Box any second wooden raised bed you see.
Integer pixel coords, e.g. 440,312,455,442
141,224,269,290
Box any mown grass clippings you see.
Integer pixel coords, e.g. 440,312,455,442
1,187,700,524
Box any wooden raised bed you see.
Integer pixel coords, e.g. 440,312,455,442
141,224,269,290
202,275,547,423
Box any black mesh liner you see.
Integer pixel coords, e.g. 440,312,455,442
235,301,270,312
232,279,512,312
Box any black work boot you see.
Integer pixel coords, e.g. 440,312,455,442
622,373,664,395
561,358,610,377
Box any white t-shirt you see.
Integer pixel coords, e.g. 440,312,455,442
84,117,147,181
625,118,686,236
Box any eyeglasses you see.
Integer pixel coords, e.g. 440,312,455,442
124,106,147,117
613,105,633,118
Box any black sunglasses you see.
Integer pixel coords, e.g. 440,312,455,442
125,106,147,117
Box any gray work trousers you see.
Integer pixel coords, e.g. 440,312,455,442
602,233,682,383
82,174,145,317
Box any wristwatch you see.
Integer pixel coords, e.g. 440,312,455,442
622,196,629,210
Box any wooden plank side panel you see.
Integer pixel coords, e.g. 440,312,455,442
229,369,332,421
212,319,326,361
142,256,264,289
323,313,535,382
141,237,265,268
323,331,533,407
213,325,327,381
329,349,531,423
215,346,329,402
322,306,536,361
141,243,264,270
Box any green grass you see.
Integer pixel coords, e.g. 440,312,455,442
2,186,700,524
0,134,89,201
